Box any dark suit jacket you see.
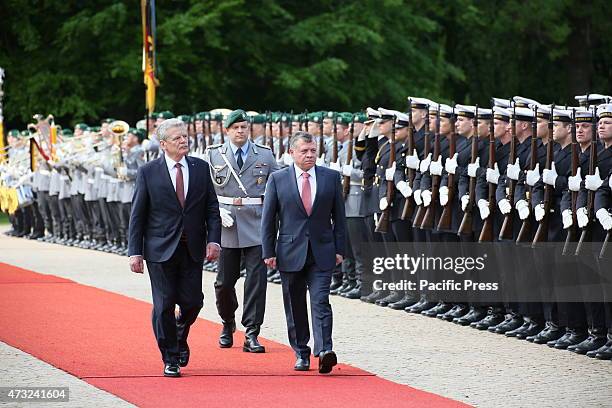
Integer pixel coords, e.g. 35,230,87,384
261,165,346,272
128,155,222,263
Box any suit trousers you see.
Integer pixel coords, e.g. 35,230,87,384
146,241,204,364
215,245,267,329
280,245,333,359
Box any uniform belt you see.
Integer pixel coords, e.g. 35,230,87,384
217,196,263,206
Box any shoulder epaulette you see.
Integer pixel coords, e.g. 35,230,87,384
206,143,223,150
255,143,271,150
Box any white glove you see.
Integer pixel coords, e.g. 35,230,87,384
414,189,422,206
486,163,500,184
506,158,521,181
445,153,458,175
316,155,325,166
568,167,582,192
543,162,558,186
368,122,380,139
596,208,612,231
516,199,530,220
498,198,512,215
385,162,396,181
419,153,432,173
439,186,449,206
429,156,443,176
477,199,490,219
562,209,573,229
525,163,541,187
467,157,480,178
329,161,341,172
461,194,470,212
379,197,388,211
141,139,151,151
585,168,603,191
534,203,545,221
397,180,412,198
406,151,420,170
219,208,234,228
283,152,294,166
576,207,589,228
357,126,367,142
610,176,612,189
117,167,127,177
342,164,353,177
421,190,432,207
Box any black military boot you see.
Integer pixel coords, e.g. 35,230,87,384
375,291,403,307
243,326,265,353
219,320,236,348
527,321,564,344
405,296,436,314
454,306,486,326
329,277,344,295
361,290,388,304
439,304,469,322
551,328,588,350
388,293,419,310
338,280,357,296
343,283,362,299
569,328,607,354
587,332,612,359
471,308,505,330
490,313,523,334
421,301,451,317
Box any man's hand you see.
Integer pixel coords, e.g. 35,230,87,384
129,255,144,274
206,243,221,262
486,163,500,185
336,254,344,266
264,257,277,269
445,153,458,175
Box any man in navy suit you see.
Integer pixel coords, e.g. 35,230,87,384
261,131,346,373
128,118,221,377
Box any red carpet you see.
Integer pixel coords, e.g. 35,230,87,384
0,262,469,407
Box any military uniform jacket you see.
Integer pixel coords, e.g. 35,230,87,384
205,141,279,248
332,140,365,218
121,146,145,204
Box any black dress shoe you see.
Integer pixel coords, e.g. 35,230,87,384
338,281,357,295
505,321,530,337
318,350,337,374
388,294,418,310
439,304,469,322
164,363,181,377
569,333,608,354
375,291,403,307
361,290,388,304
552,329,588,350
329,279,343,294
421,301,451,317
527,323,564,344
471,311,504,330
516,321,543,340
343,285,362,299
219,320,236,348
179,348,190,367
594,343,612,360
294,357,310,371
490,314,523,334
267,270,280,283
454,307,487,326
405,299,436,314
243,327,265,353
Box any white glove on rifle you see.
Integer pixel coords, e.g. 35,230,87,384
439,186,449,206
525,163,541,187
562,209,573,229
516,199,530,220
461,194,470,212
329,161,341,172
283,152,294,166
477,199,490,219
506,158,521,181
568,167,582,192
219,208,234,228
421,190,432,207
498,198,511,215
385,162,396,181
429,156,443,176
486,163,500,184
315,155,325,166
405,151,420,170
576,207,589,228
542,162,558,186
379,197,389,211
534,203,545,221
414,189,422,206
596,208,612,231
419,153,432,173
585,168,603,191
396,180,412,198
342,164,353,177
467,157,480,178
444,153,458,175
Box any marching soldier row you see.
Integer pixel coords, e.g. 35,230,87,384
2,93,611,361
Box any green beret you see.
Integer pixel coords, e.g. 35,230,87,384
308,112,323,123
158,111,175,120
177,114,192,123
91,126,101,132
212,112,223,122
8,129,20,137
336,112,353,125
75,123,88,131
61,129,74,137
20,130,29,137
33,114,45,121
150,112,159,119
102,118,114,124
250,114,266,124
224,109,248,128
195,112,207,121
326,111,336,119
135,128,146,143
353,112,368,123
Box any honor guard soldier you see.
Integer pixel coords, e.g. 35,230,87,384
205,109,279,352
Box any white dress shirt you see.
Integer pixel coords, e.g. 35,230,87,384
164,154,189,200
294,164,317,206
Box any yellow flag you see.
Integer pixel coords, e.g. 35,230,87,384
0,122,5,164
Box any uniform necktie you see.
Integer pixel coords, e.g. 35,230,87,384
301,172,312,215
236,148,244,169
175,163,185,207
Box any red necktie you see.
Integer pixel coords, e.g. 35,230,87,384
301,172,312,215
175,163,185,207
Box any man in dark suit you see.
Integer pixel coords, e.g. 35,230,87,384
261,131,346,374
128,118,221,377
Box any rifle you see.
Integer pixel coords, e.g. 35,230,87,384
532,105,555,246
267,112,275,155
458,106,479,235
376,115,396,233
421,106,441,230
499,105,518,240
401,99,416,220
278,115,285,158
479,115,497,242
318,116,324,158
206,115,213,146
562,109,579,255
191,115,199,153
249,114,254,143
332,115,338,163
437,106,457,231
516,106,538,243
343,116,355,198
304,109,309,133
412,113,430,228
575,106,599,255
218,118,225,144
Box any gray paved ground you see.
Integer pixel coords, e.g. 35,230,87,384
1,231,611,408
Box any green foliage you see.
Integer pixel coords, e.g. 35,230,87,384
0,0,610,130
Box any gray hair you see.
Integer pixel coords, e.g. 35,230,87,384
157,118,187,142
289,131,314,149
